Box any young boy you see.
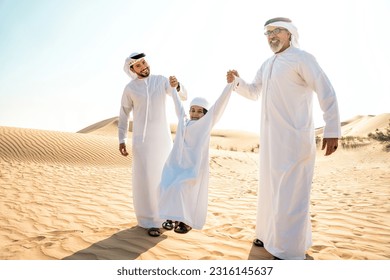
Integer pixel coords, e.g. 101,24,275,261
158,81,235,234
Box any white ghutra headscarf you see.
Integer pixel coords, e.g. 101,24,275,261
264,17,300,48
123,52,146,79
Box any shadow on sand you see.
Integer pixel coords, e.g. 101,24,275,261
63,226,166,260
247,244,314,260
248,244,273,260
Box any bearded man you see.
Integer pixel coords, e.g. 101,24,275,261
119,52,187,237
227,17,341,259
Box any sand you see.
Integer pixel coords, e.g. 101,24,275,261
0,114,389,260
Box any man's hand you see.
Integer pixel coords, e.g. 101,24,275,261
119,143,129,156
321,138,339,156
226,70,239,83
169,76,180,90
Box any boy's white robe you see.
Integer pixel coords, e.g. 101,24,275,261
159,83,233,230
118,75,187,228
234,46,341,259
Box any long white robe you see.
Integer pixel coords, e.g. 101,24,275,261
234,46,341,259
159,83,233,230
118,75,187,228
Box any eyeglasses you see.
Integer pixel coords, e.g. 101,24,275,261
264,28,288,36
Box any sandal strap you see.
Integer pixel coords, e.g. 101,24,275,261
162,221,174,230
174,222,191,234
148,227,161,237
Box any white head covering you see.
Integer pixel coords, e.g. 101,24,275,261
123,52,146,79
264,17,299,48
190,97,209,110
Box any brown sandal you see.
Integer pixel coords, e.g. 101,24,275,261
253,238,264,247
147,227,161,237
162,220,175,230
174,222,192,234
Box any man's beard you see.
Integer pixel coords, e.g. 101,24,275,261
138,67,150,78
269,40,283,53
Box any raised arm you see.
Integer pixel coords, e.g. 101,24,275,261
207,82,235,127
171,88,186,119
227,69,262,101
169,76,188,101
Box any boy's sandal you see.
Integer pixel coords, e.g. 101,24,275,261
162,220,175,230
174,222,192,234
253,238,264,247
147,227,161,237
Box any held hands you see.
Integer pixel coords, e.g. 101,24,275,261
321,138,339,156
119,143,129,156
226,70,239,83
169,76,180,90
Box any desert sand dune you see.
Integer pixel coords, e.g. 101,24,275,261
316,113,390,137
0,114,389,260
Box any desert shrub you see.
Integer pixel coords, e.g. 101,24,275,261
368,119,390,150
315,136,321,146
251,144,260,153
340,138,370,149
368,120,390,141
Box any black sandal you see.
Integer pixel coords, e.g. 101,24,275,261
147,227,161,237
174,222,192,234
162,220,175,230
253,238,264,247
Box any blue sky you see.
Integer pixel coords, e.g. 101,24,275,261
0,0,389,134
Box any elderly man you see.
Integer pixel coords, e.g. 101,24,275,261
227,17,341,259
119,52,187,237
